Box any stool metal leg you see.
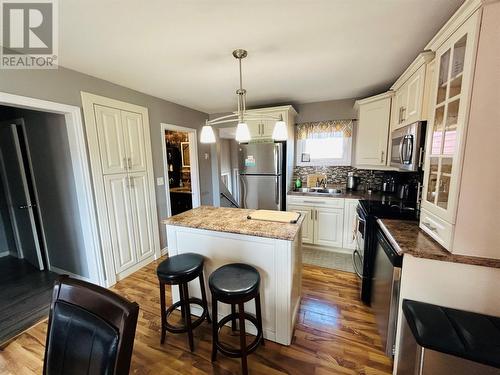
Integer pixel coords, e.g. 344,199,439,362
211,294,218,362
182,282,195,352
255,293,265,346
238,302,248,375
231,304,237,331
159,281,166,344
199,272,211,324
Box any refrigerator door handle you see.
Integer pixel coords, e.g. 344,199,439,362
239,175,247,209
275,176,279,205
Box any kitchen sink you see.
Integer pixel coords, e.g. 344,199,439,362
294,187,343,195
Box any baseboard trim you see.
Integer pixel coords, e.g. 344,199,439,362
50,266,92,283
161,247,168,256
302,244,354,255
0,250,9,258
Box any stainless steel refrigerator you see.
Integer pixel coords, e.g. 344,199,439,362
238,142,285,210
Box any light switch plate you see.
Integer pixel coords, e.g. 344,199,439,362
156,177,164,186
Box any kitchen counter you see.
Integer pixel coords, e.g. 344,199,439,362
164,206,303,345
169,187,192,194
378,219,500,268
287,189,402,201
163,206,304,241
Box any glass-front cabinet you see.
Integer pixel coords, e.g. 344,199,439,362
421,10,480,245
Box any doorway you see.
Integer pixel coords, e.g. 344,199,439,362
0,99,99,344
161,124,201,217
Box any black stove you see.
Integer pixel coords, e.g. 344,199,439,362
359,198,419,221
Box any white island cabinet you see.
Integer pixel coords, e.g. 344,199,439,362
164,206,303,346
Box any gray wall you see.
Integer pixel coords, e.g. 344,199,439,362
0,66,210,249
210,98,357,124
294,99,357,123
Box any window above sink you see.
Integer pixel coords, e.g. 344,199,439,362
296,120,353,166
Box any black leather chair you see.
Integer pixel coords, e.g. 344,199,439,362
43,275,139,375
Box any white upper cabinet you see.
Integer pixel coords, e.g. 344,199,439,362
121,111,147,172
354,92,392,167
420,5,481,249
95,105,127,174
247,119,275,140
391,52,435,130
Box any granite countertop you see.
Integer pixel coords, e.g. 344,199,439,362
162,206,305,241
378,219,500,269
170,187,192,194
288,189,401,201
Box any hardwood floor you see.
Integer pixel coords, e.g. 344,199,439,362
0,256,57,345
0,258,392,374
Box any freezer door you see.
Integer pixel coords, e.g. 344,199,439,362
238,142,282,175
239,175,282,210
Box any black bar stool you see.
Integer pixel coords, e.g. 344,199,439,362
209,263,264,375
157,253,211,352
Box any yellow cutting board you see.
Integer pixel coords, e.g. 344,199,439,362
247,210,301,224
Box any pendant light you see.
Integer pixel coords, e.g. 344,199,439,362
200,123,216,144
235,122,250,142
205,49,286,144
272,115,287,141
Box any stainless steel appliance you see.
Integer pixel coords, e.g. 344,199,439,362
354,199,418,306
346,172,360,191
390,121,426,171
238,142,285,210
372,225,402,358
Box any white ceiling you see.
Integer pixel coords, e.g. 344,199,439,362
60,0,463,114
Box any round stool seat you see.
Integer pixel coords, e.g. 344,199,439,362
157,253,204,283
209,263,260,301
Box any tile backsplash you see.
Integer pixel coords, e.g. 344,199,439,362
292,166,419,191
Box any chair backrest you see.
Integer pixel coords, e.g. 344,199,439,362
43,275,139,375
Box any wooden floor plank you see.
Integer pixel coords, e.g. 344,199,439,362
0,259,392,374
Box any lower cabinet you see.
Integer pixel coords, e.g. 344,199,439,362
289,198,359,250
288,205,314,244
314,208,344,248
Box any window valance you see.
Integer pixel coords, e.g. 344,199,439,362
296,120,353,140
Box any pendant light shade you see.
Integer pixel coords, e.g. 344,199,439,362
272,120,288,141
235,122,250,143
200,125,216,144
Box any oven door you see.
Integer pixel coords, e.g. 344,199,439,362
352,209,366,278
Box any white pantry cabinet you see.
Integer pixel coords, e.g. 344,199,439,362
82,92,160,286
354,92,393,168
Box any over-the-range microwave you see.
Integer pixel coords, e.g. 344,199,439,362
390,121,426,171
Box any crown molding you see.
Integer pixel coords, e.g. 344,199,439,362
425,0,483,51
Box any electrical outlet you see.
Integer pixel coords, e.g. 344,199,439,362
156,177,164,186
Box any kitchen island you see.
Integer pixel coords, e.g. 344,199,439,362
163,206,304,345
